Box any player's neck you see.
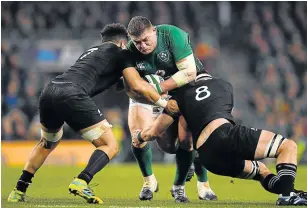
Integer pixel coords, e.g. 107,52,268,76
102,41,120,48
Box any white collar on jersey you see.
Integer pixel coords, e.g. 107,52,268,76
195,73,213,82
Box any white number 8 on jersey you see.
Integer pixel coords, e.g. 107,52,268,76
195,86,211,101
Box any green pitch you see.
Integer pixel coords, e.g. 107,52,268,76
2,164,307,208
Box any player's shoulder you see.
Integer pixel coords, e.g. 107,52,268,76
82,43,121,59
157,24,187,36
118,48,133,59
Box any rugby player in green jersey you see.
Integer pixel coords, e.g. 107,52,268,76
124,16,217,203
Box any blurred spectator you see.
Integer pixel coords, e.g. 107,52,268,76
2,109,29,140
22,84,38,121
27,114,41,140
3,79,23,113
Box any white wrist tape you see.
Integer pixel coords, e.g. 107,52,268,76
172,54,197,87
155,97,168,108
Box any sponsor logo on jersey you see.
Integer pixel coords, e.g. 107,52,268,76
98,109,102,116
157,51,170,63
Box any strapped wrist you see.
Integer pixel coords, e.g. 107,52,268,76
155,97,168,108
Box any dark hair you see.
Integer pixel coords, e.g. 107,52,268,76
100,23,128,43
127,16,152,37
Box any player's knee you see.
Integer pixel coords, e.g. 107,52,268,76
277,139,297,156
39,138,60,150
82,120,113,143
41,128,63,149
263,134,291,158
238,161,261,180
109,140,120,157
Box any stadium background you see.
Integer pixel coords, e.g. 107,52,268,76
2,1,307,166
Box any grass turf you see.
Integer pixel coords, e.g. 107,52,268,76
2,164,307,207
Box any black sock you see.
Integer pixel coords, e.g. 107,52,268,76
276,163,297,196
173,147,196,185
261,163,297,196
16,170,34,193
194,155,208,182
261,173,282,194
78,149,110,184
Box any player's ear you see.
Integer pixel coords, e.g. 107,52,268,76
120,40,127,49
152,26,156,33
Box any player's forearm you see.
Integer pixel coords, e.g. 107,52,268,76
160,77,178,93
140,128,159,142
139,113,175,142
125,81,167,107
122,67,167,107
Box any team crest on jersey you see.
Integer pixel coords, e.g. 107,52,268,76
136,62,146,71
157,51,170,63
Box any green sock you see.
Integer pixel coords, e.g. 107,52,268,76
194,155,208,182
131,143,153,177
174,148,196,185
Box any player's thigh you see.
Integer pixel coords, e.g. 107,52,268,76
177,116,193,151
254,130,291,160
155,115,179,154
212,123,262,160
197,123,260,173
128,99,155,131
39,84,64,144
198,145,245,177
39,83,64,131
56,90,104,132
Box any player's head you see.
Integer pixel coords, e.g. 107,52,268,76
100,23,128,49
127,16,157,55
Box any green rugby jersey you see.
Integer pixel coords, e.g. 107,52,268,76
127,24,204,79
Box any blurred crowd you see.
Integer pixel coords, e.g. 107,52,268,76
1,2,307,154
243,2,307,143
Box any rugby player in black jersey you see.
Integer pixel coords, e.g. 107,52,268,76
7,23,169,204
133,73,307,206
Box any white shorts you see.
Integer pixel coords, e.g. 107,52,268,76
129,98,164,117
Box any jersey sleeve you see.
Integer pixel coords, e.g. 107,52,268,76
117,50,136,70
168,27,193,62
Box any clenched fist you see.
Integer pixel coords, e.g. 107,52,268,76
165,99,180,117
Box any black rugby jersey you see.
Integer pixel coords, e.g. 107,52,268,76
53,43,133,97
174,77,235,142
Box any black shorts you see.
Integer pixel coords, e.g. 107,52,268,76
39,82,104,132
198,123,262,177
